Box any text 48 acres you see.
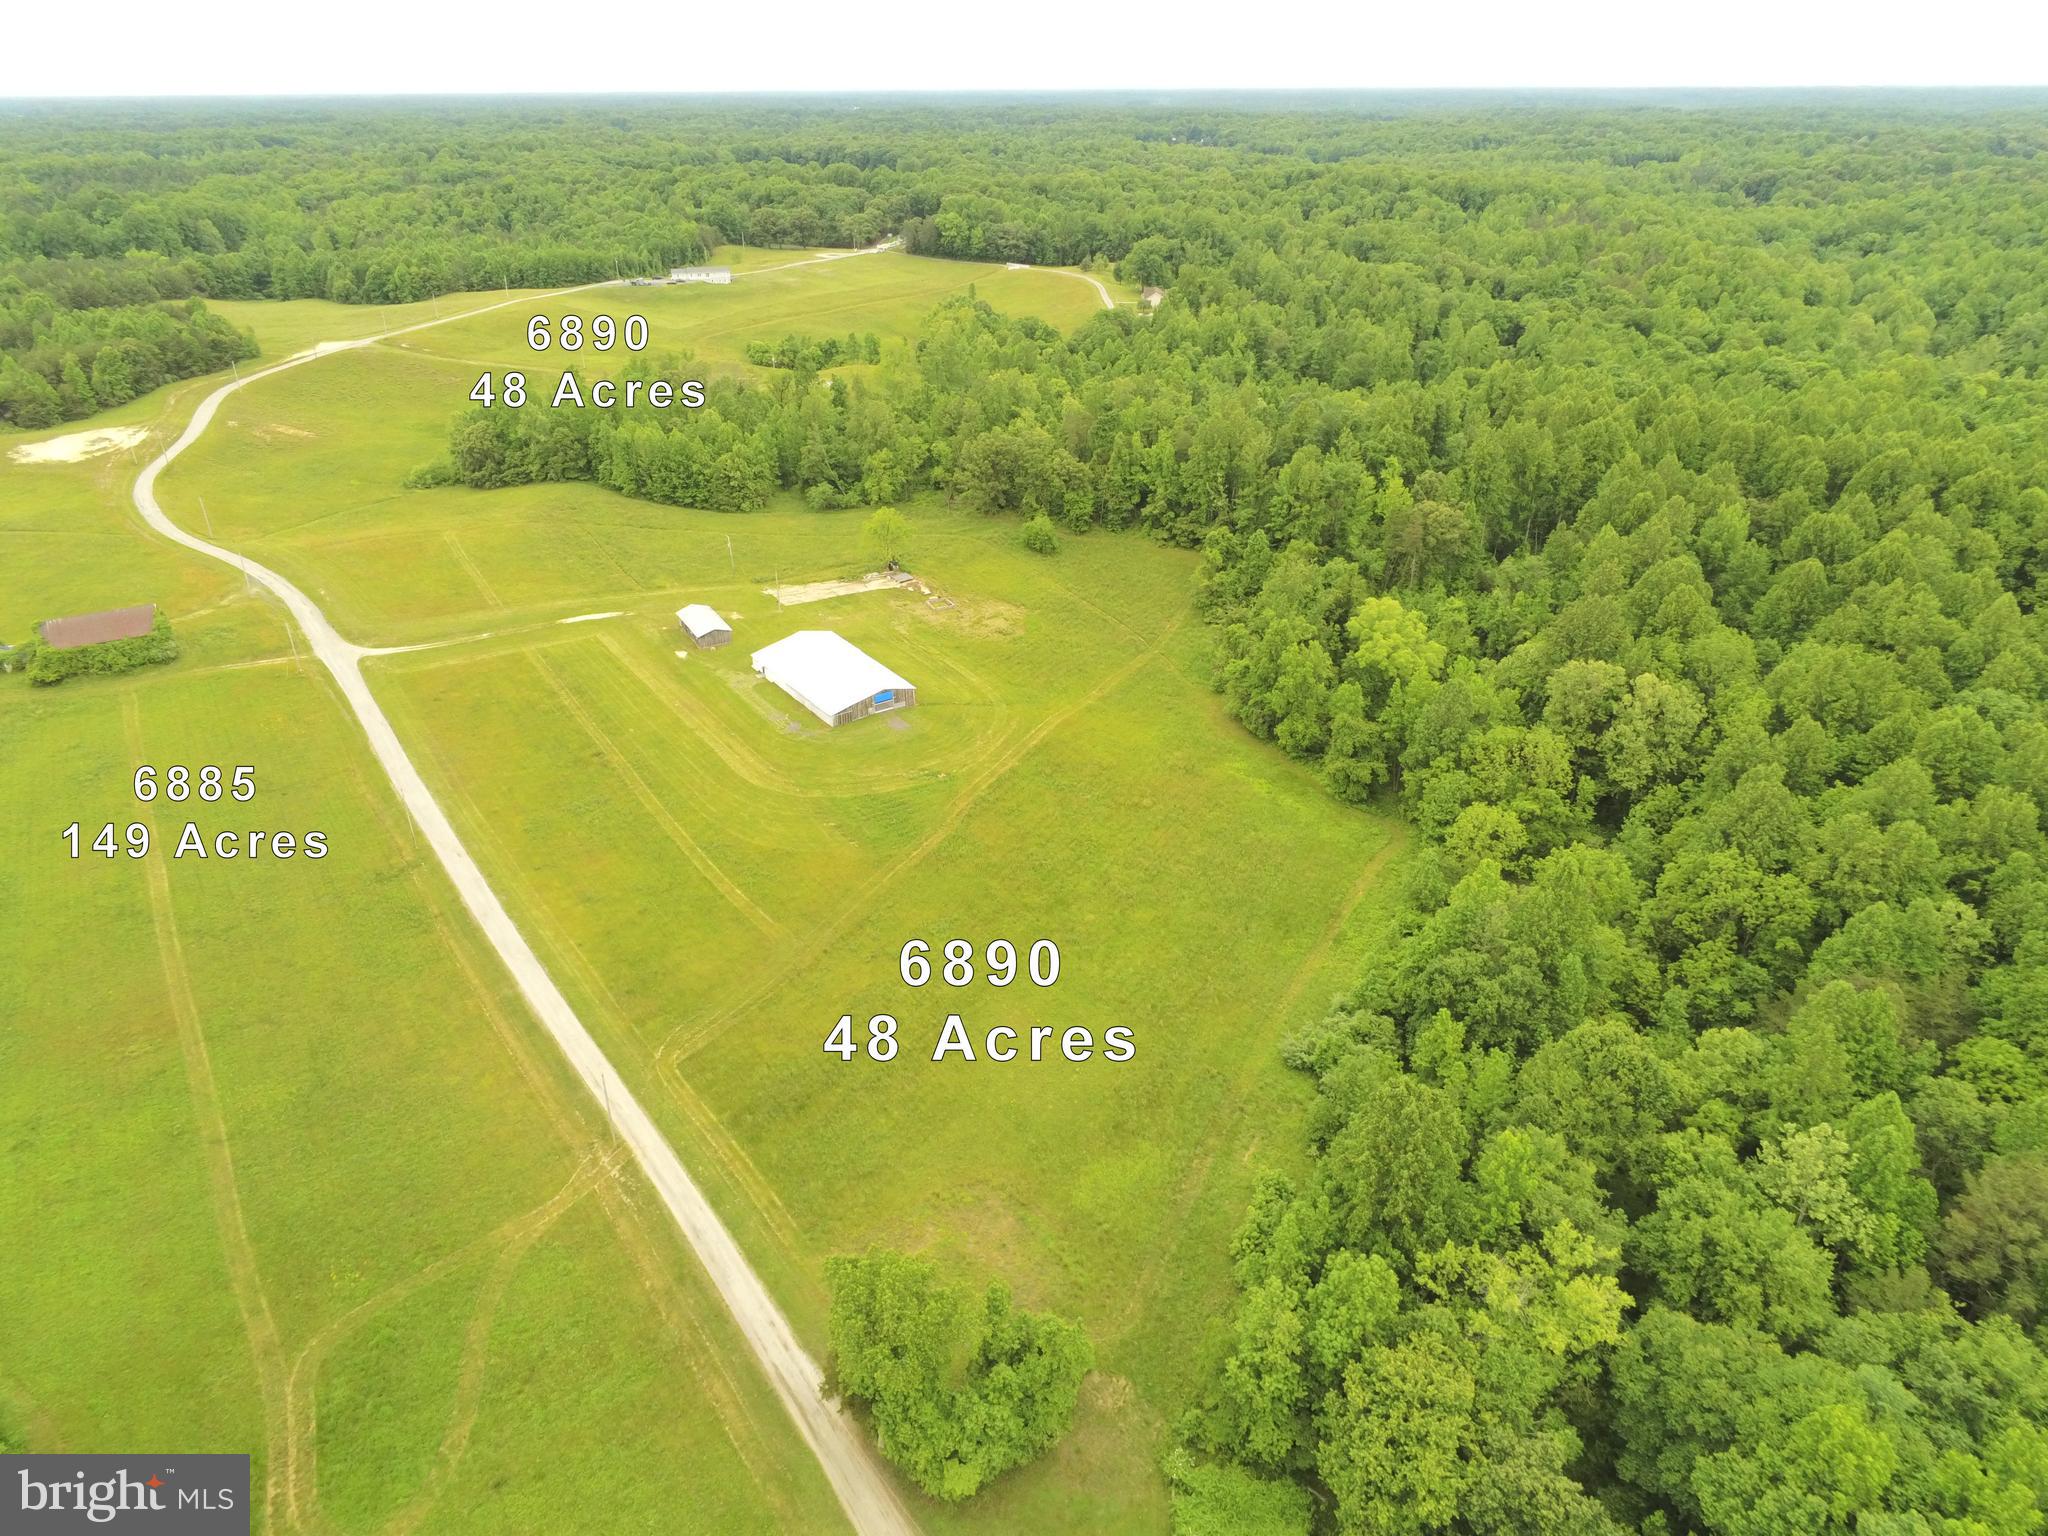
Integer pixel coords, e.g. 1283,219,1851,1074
824,1014,1134,1064
826,938,1135,1064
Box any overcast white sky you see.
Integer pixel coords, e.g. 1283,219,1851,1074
4,0,2045,96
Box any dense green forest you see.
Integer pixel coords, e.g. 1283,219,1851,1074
12,94,2048,1532
0,293,254,427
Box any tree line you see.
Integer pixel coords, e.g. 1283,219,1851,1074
743,331,882,370
0,294,255,429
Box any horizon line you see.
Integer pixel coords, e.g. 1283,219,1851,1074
6,84,2048,105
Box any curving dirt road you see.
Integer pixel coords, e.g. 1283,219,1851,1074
731,237,904,276
129,288,918,1536
1003,262,1114,309
1063,270,1116,309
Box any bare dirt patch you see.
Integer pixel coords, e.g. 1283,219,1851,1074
8,425,148,464
767,572,923,606
926,593,1025,638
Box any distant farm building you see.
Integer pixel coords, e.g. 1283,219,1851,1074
751,630,915,727
669,266,733,285
24,601,175,685
677,604,732,648
1142,286,1165,309
39,603,156,650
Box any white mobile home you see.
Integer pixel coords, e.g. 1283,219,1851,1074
669,266,733,285
751,630,915,727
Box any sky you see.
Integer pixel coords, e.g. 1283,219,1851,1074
4,0,2045,97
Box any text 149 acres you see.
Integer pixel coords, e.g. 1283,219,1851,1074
59,766,330,860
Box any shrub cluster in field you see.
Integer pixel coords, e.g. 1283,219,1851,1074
422,381,780,510
1018,514,1060,555
11,614,179,686
825,1250,1092,1501
743,332,881,371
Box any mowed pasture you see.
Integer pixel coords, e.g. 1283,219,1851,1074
153,254,1125,649
0,377,265,657
89,251,1404,1532
207,288,566,368
0,281,590,659
368,516,1406,1534
1,457,848,1527
371,251,1115,380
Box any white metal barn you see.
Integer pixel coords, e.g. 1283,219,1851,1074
676,604,732,648
751,630,916,727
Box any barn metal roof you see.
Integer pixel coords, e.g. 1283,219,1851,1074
677,603,730,638
751,630,912,717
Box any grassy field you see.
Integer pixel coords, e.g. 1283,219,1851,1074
0,282,582,656
207,288,570,364
1,350,851,1532
1,379,263,656
365,507,1404,1533
355,251,1113,384
9,252,1401,1532
150,253,1125,650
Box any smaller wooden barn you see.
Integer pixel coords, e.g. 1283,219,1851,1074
677,604,732,648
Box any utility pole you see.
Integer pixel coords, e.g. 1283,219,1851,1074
602,1074,616,1144
726,535,735,574
198,495,214,536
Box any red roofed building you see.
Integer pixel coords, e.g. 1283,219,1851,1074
39,603,157,650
